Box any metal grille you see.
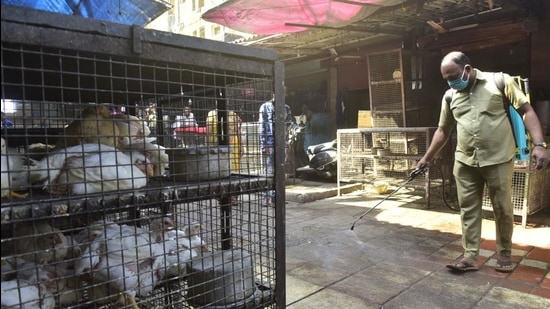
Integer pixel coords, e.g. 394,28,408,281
367,50,404,127
337,127,437,206
482,167,550,228
1,6,283,309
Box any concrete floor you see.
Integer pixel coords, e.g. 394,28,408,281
284,179,550,308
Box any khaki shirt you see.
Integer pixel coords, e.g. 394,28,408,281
439,69,529,167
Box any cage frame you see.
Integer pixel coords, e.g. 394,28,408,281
336,127,437,207
1,4,286,308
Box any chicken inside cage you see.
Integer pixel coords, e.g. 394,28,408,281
1,215,211,309
0,198,277,309
1,98,278,308
1,18,281,307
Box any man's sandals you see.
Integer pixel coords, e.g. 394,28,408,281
446,256,514,273
446,257,479,272
495,257,514,273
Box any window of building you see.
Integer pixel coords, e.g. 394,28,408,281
199,26,205,38
193,0,204,11
213,26,221,36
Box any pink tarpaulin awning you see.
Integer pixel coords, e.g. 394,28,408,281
202,0,392,35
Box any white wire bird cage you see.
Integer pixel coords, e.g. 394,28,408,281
336,127,437,207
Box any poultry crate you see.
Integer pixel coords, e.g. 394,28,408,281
336,127,438,207
1,5,286,309
482,165,550,228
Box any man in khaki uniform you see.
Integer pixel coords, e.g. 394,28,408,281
416,51,549,273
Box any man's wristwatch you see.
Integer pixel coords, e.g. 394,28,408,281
533,142,547,149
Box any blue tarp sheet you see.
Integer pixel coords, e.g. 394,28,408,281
2,0,171,26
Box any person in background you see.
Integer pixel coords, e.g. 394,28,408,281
258,92,292,206
145,102,157,135
298,103,313,156
1,111,14,128
415,51,549,273
173,105,198,129
172,105,199,147
206,101,243,171
206,100,243,206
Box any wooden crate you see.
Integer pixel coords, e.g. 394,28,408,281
357,110,373,128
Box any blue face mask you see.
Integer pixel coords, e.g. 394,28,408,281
447,66,470,90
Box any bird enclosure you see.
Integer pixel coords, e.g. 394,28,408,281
336,127,439,207
1,5,285,308
482,167,550,228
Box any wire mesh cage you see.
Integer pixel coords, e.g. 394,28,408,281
1,5,285,308
482,166,550,228
367,50,405,128
336,127,438,206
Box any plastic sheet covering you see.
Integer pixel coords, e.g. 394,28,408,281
1,0,171,26
202,0,399,35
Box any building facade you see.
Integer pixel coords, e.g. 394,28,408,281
147,0,253,42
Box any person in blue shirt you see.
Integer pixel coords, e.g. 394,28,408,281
1,112,14,128
258,92,292,206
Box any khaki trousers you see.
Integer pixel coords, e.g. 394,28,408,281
454,159,514,259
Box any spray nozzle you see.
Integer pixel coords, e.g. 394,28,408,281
409,165,429,180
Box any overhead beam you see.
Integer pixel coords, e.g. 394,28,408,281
333,0,383,7
417,19,531,50
284,22,405,36
257,47,321,56
368,0,433,18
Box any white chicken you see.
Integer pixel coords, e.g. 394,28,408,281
112,110,169,176
1,137,30,198
14,260,56,287
1,278,56,309
122,137,169,177
149,217,209,279
74,220,163,309
1,257,27,281
30,143,149,195
113,113,151,144
8,222,69,265
49,262,84,307
179,220,210,253
14,258,83,307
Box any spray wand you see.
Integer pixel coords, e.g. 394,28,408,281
350,166,428,231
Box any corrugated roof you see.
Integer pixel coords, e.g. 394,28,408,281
204,0,543,62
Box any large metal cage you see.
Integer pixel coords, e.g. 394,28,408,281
1,5,286,308
336,127,438,207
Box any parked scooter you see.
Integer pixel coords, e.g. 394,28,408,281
296,139,338,181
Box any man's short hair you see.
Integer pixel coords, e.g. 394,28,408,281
442,51,471,67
